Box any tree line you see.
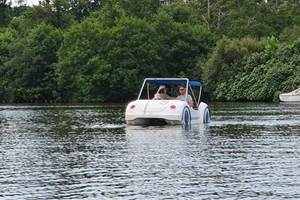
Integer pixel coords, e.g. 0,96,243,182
0,0,300,103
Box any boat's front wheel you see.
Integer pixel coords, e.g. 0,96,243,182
182,107,191,126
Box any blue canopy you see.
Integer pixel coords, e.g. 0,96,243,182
146,79,205,87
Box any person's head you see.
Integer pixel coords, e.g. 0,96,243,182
158,85,167,94
179,86,186,95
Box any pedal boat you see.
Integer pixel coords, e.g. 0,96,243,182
125,78,210,126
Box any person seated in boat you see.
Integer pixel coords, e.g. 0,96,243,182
153,85,172,100
176,86,193,107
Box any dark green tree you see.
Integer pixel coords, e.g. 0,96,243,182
70,0,104,21
117,0,160,19
57,16,161,102
1,23,63,102
0,0,11,28
24,0,74,28
153,11,215,79
203,37,266,99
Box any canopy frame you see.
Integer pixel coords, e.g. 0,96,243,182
137,78,204,106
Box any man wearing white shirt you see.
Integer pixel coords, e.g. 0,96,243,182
176,86,193,107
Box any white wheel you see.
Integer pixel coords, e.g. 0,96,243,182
182,107,191,126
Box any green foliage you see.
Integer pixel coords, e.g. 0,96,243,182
203,37,266,95
264,36,279,55
91,2,125,27
0,0,11,28
1,0,300,103
69,0,103,21
117,0,160,19
160,1,194,23
24,0,75,28
280,25,300,44
153,11,215,79
0,28,17,101
211,41,300,101
0,23,63,102
57,16,161,102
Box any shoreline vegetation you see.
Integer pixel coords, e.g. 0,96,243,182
1,0,300,103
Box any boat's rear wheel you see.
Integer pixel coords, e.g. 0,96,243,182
203,107,210,123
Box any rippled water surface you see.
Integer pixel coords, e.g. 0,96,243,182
0,103,300,199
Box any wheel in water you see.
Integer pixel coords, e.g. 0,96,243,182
182,107,191,126
204,108,210,123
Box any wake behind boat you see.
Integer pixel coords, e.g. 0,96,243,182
279,88,300,102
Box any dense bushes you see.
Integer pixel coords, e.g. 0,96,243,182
203,37,266,94
1,0,300,102
207,40,300,101
56,16,162,102
56,10,215,102
0,24,63,102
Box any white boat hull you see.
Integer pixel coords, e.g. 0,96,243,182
280,88,300,102
125,100,210,126
279,94,300,102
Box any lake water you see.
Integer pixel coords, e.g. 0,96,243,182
0,103,299,199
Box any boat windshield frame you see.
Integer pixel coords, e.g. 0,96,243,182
137,78,203,106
